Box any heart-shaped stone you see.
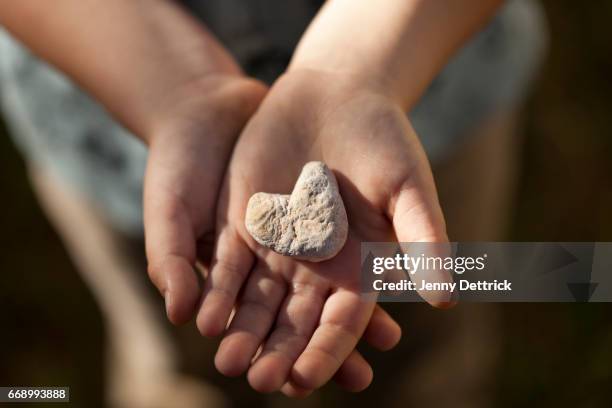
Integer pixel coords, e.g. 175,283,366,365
245,161,348,262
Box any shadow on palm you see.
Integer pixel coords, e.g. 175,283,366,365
196,73,448,393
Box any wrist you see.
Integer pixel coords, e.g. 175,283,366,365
288,0,503,113
278,67,401,109
286,63,408,111
145,74,268,146
260,69,405,149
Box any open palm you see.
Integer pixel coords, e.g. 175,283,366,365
143,76,266,324
197,71,451,395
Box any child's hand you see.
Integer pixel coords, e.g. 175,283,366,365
143,74,267,324
197,69,451,394
0,0,275,327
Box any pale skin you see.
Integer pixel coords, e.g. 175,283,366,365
0,0,502,397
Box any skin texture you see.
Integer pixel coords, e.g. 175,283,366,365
198,0,503,394
143,74,404,394
0,0,404,394
143,75,267,324
199,70,450,394
0,0,242,138
0,0,504,397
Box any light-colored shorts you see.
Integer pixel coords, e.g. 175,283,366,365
0,0,547,235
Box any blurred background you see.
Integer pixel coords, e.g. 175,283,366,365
1,0,612,407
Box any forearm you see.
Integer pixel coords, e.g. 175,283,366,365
289,0,503,109
0,0,240,141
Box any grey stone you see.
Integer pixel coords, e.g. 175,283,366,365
245,161,348,262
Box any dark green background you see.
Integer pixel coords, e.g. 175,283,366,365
2,1,612,406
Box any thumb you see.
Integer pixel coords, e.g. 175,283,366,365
389,173,456,308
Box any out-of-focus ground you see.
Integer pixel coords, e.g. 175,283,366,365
499,1,612,404
1,1,612,407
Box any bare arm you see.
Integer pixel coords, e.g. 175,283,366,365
0,0,241,141
202,0,505,394
290,0,503,109
0,1,270,328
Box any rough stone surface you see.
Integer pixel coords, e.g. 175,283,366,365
245,161,348,262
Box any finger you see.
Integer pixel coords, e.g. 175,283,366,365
281,348,373,397
290,290,374,390
363,305,402,351
390,177,456,308
144,186,200,325
279,305,398,396
215,262,287,377
332,349,373,392
280,382,314,399
196,227,254,337
247,281,327,393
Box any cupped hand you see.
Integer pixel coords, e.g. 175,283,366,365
143,74,267,324
197,70,451,394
